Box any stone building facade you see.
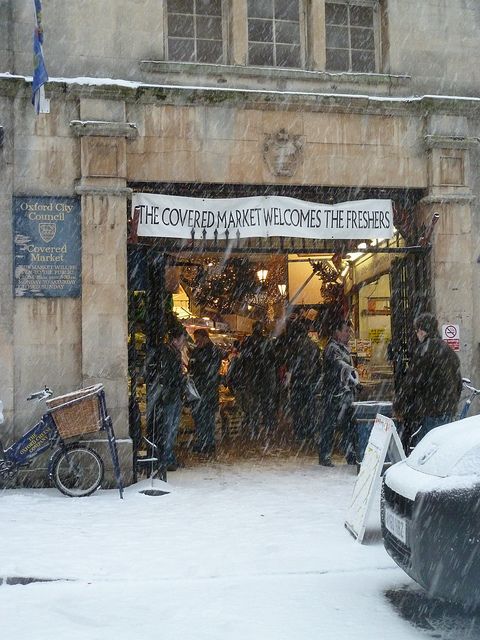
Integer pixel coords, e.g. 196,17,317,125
1,0,479,483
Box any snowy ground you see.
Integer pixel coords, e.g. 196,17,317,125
0,457,477,639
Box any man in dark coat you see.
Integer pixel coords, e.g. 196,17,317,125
285,319,323,443
157,325,187,471
394,312,463,444
318,319,359,466
234,322,278,438
189,328,223,455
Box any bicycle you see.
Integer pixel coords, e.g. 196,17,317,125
459,377,480,419
0,384,123,498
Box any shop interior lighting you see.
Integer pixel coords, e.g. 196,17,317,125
277,283,287,297
346,252,363,262
357,242,368,249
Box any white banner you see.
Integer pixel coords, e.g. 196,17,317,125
133,193,393,241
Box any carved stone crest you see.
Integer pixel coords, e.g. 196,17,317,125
38,223,56,243
263,129,304,177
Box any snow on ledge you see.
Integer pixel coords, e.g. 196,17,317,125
1,71,480,105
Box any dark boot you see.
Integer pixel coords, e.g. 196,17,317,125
318,453,335,467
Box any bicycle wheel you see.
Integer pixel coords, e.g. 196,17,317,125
52,444,104,497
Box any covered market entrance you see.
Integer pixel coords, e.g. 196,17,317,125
126,183,432,477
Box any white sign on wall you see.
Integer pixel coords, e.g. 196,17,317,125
133,193,394,241
345,414,405,544
442,324,460,351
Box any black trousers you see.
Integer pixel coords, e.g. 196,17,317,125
318,394,356,462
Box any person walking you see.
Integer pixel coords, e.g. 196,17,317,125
157,325,188,471
394,312,463,445
189,328,223,456
318,319,359,466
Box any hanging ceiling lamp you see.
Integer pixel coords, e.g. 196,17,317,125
256,265,269,284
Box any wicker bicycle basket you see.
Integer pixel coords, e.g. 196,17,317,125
46,384,104,439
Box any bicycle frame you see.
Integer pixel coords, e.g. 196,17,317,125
1,413,59,470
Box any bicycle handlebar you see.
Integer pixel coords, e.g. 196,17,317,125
463,381,480,395
26,387,53,402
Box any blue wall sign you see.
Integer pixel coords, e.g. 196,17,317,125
13,196,81,297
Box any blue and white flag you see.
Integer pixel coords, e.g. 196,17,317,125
32,0,49,114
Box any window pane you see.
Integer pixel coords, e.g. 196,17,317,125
196,15,222,39
351,49,376,72
350,5,374,27
167,0,193,13
247,0,273,19
351,27,374,50
274,0,299,21
168,14,194,38
197,39,223,63
276,44,301,68
326,48,349,71
248,19,274,43
325,3,348,25
196,0,222,16
248,42,274,66
275,21,300,44
326,25,348,48
168,37,195,61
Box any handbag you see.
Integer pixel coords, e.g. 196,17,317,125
184,375,201,404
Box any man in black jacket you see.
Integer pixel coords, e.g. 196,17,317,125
189,328,223,455
395,312,463,444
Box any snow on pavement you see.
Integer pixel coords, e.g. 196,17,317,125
0,458,425,639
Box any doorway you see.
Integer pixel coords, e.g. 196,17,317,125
126,183,429,472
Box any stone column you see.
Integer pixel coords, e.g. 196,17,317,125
417,115,479,380
230,0,248,65
0,95,14,429
72,106,138,485
308,0,326,71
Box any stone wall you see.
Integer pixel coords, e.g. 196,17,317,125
387,0,480,96
4,0,480,98
126,102,426,187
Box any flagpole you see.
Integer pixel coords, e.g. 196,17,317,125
32,0,50,114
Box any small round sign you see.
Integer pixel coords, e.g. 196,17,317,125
444,325,457,339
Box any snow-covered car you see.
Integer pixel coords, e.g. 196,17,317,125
381,415,480,608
